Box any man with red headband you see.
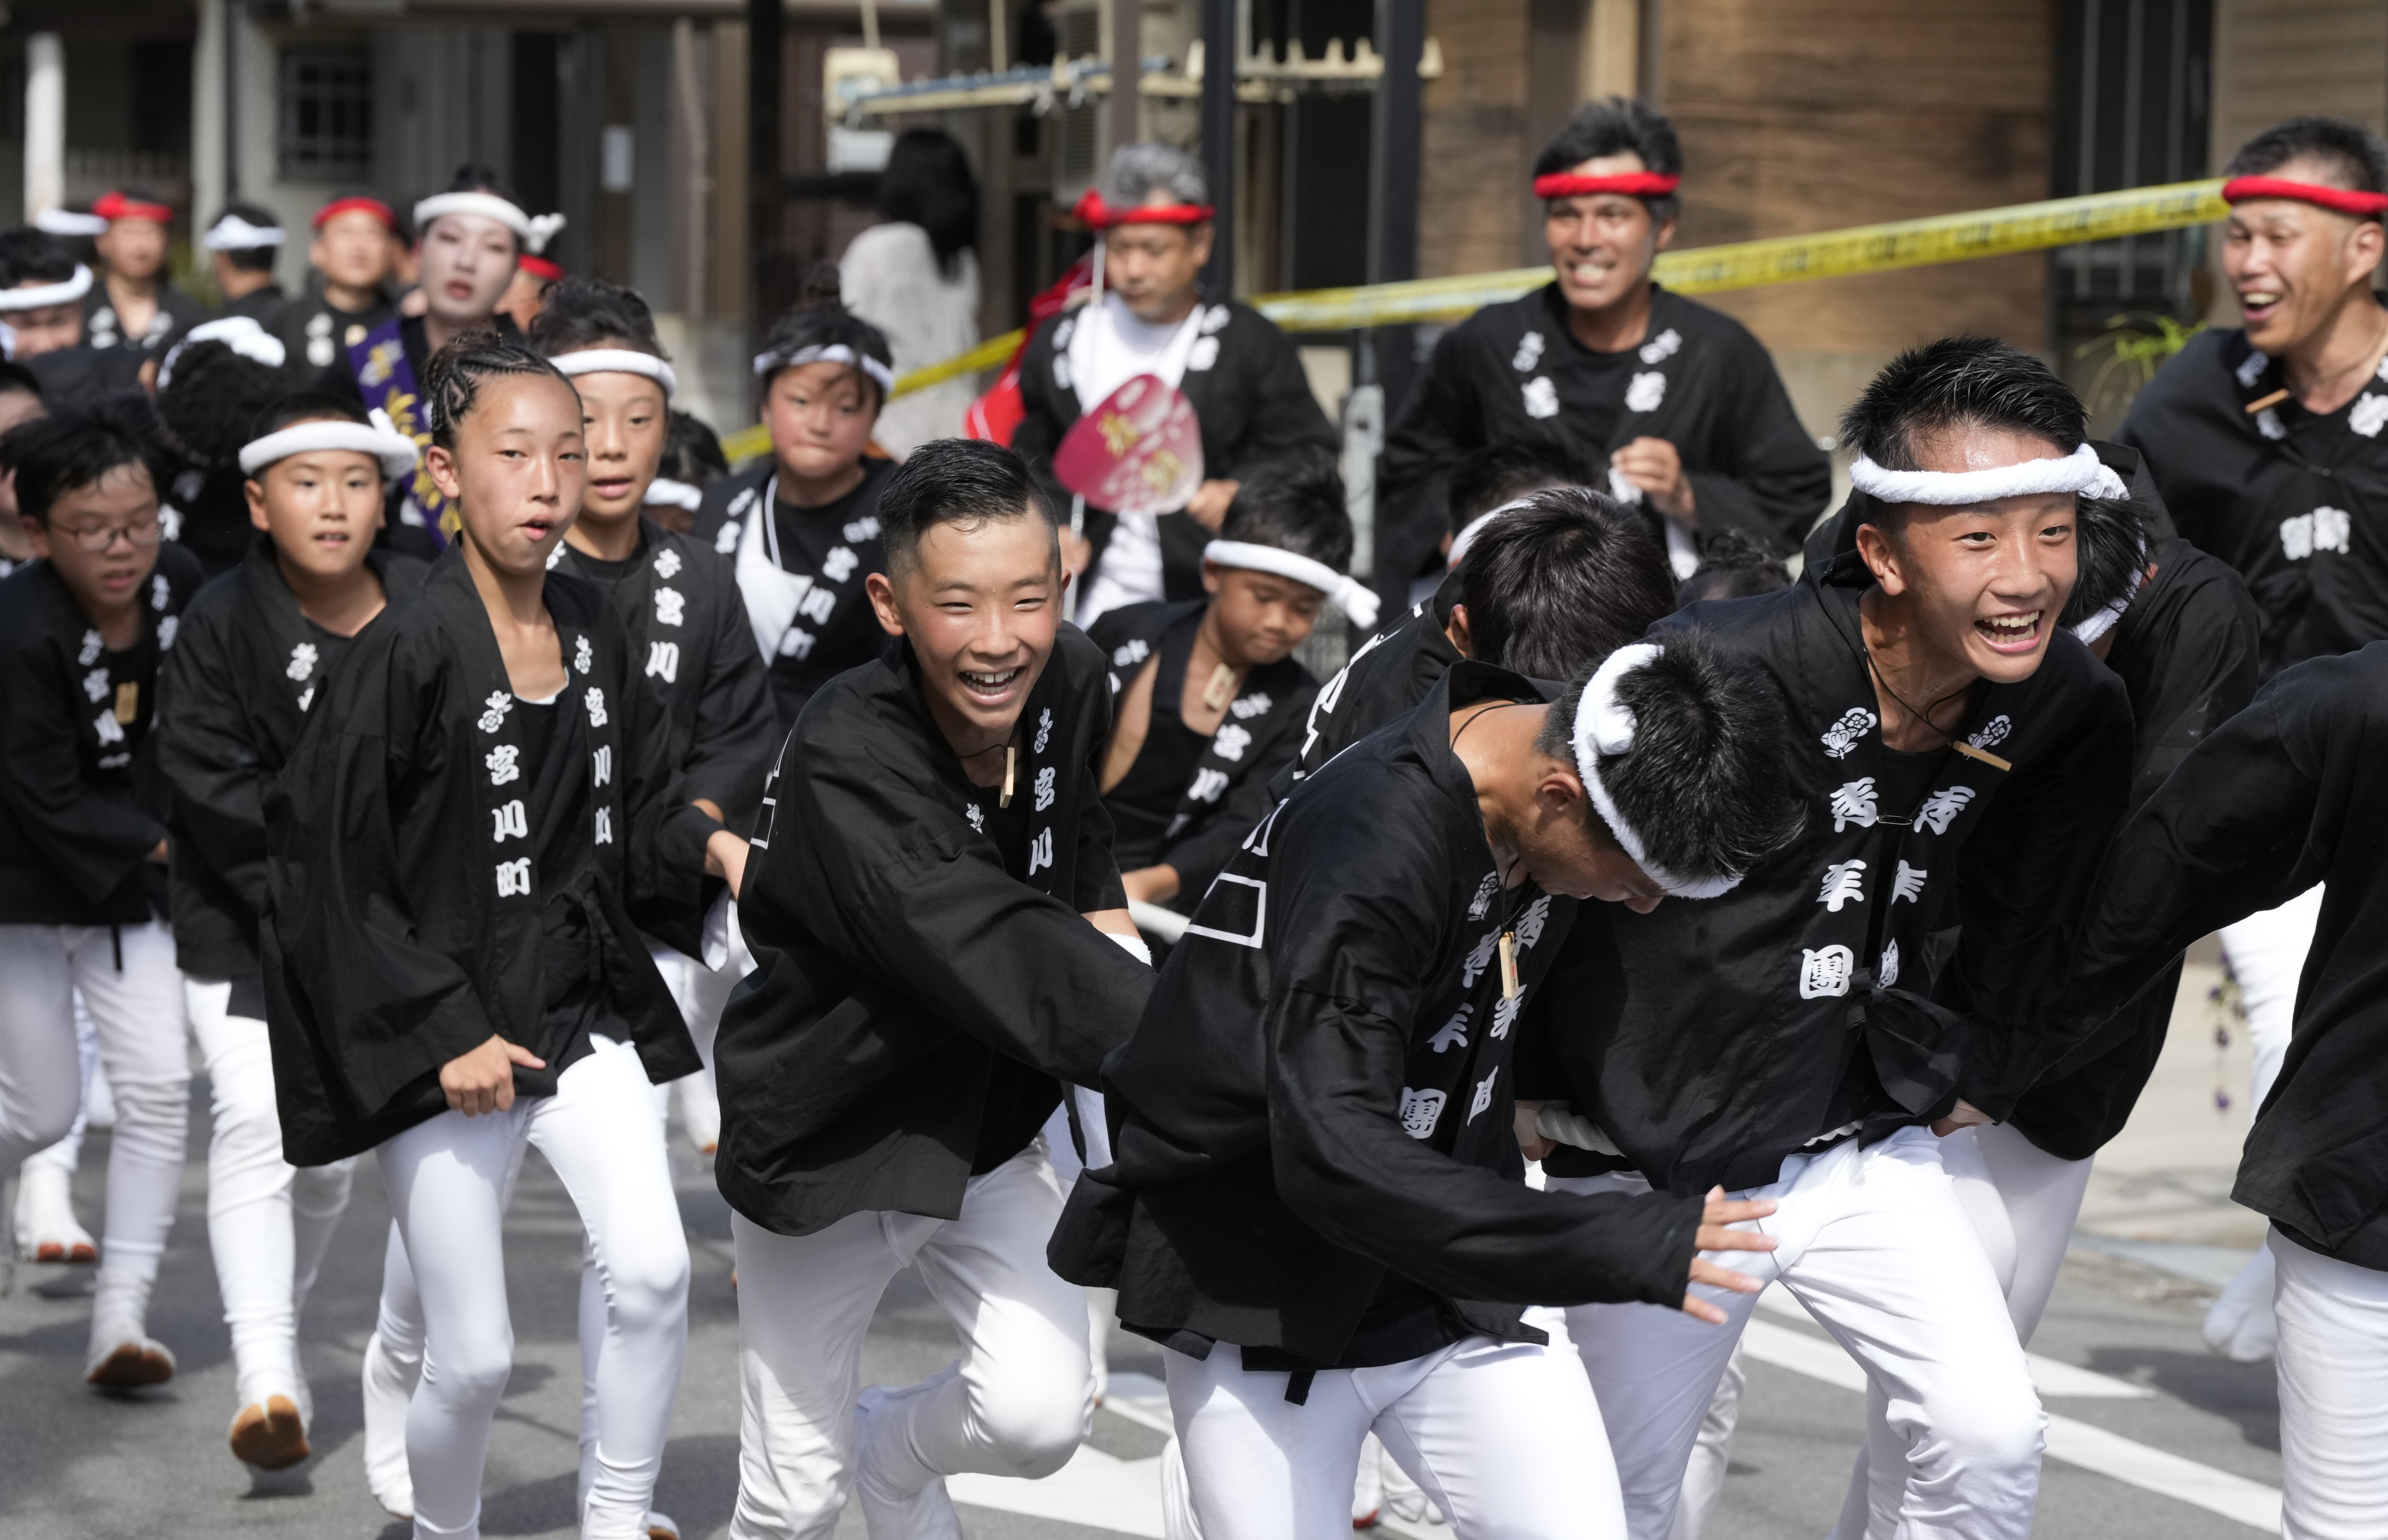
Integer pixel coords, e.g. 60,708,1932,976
1380,98,1828,601
2117,115,2388,1366
1013,144,1339,628
83,191,206,356
266,193,401,383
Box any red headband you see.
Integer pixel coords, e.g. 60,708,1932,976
2222,176,2388,217
519,254,564,283
1072,190,1215,231
93,191,173,224
312,196,399,232
1534,171,1682,201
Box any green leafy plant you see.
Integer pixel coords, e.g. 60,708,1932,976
2076,311,2205,423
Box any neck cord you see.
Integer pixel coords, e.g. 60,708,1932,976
1450,699,1522,750
1865,651,1971,747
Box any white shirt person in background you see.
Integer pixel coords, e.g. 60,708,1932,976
840,129,982,457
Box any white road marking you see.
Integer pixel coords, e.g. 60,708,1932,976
951,1445,1166,1538
1740,1320,2281,1533
1757,1284,2155,1397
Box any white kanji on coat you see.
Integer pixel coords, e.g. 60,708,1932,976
1799,945,1855,999
1521,377,1560,419
1026,826,1054,876
1490,990,1523,1040
1511,331,1545,372
1968,715,2011,750
797,587,836,625
1431,1005,1472,1053
1914,785,1976,835
93,710,125,747
653,587,686,627
1034,707,1054,752
781,628,817,660
1213,723,1252,762
1821,707,1877,759
1468,873,1499,921
1625,371,1667,412
574,634,594,675
1461,929,1501,988
2314,507,2352,554
1230,693,1272,720
1639,328,1683,365
2350,395,2388,438
1514,894,1553,951
496,858,532,897
594,807,614,845
1879,938,1901,989
81,667,109,704
821,546,859,584
478,692,513,733
1033,766,1056,812
1817,860,1867,912
1829,778,1879,832
646,641,680,683
287,642,319,681
652,546,682,579
1399,1088,1447,1140
1468,1067,1500,1123
78,629,103,666
965,802,985,831
487,745,521,785
1892,860,1926,903
584,687,608,728
491,800,528,842
593,745,613,787
1189,767,1230,803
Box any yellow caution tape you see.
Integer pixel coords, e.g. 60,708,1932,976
720,178,2227,464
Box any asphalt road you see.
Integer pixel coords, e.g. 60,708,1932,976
0,1087,2284,1539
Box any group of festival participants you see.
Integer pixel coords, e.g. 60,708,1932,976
0,93,2384,1540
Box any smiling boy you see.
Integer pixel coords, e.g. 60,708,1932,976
1527,338,2135,1540
714,438,1153,1540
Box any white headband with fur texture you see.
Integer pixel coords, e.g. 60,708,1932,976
1571,642,1743,901
1202,540,1380,628
753,342,896,393
203,213,286,251
552,347,678,398
413,191,564,250
0,265,93,311
645,478,703,510
1849,443,2128,506
239,408,421,479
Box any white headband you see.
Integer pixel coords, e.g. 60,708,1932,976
203,213,286,251
239,407,421,479
1848,443,2129,506
2068,536,2152,646
1570,642,1743,901
1447,496,1538,569
0,265,93,312
646,478,703,511
754,342,897,393
157,316,287,390
413,191,540,243
35,208,109,237
1203,540,1380,628
553,347,678,398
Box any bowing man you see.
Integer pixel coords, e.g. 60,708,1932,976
1379,97,1828,597
1525,338,2135,1540
1013,143,1339,627
715,439,1153,1540
1049,634,1797,1540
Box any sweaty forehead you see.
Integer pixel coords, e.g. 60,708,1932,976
1904,422,2067,476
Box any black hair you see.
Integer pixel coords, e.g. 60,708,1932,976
212,201,283,273
755,269,895,409
1533,628,1802,881
880,129,980,279
3,392,172,525
1677,527,1792,604
1534,97,1684,224
2056,486,2150,631
156,341,292,469
420,165,521,249
1458,487,1676,678
0,227,78,288
1838,338,2088,525
662,410,730,487
527,276,668,359
1447,432,1601,533
421,331,575,451
248,390,372,445
2227,116,2388,221
0,359,44,400
1219,445,1352,571
878,438,1054,575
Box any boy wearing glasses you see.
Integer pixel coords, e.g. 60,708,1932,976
0,394,200,1388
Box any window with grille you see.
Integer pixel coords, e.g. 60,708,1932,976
280,49,373,181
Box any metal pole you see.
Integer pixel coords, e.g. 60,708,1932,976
23,33,63,222
1368,0,1422,413
1109,0,1141,158
1199,0,1236,296
748,0,784,341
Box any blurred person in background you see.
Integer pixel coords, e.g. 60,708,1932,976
268,193,402,385
842,129,981,456
497,221,568,336
0,361,46,577
83,191,207,356
202,205,288,322
646,411,730,536
0,227,146,402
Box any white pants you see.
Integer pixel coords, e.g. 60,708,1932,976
377,1036,690,1540
1556,1127,2044,1540
2270,1231,2388,1540
729,1145,1093,1540
2212,887,2324,1360
1167,1330,1625,1540
651,915,750,1147
187,979,357,1408
0,921,188,1344
21,992,100,1175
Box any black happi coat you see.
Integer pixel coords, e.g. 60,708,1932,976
222,283,287,323
0,546,202,925
1282,569,1466,791
1520,555,2134,1195
83,280,208,355
714,628,1152,1236
268,288,398,385
549,520,776,833
159,536,429,985
1049,663,1703,1368
693,460,894,732
2049,644,2388,1270
1013,298,1341,601
1379,284,1830,596
1088,599,1316,909
263,551,712,1165
2118,317,2388,672
2002,535,2262,1160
